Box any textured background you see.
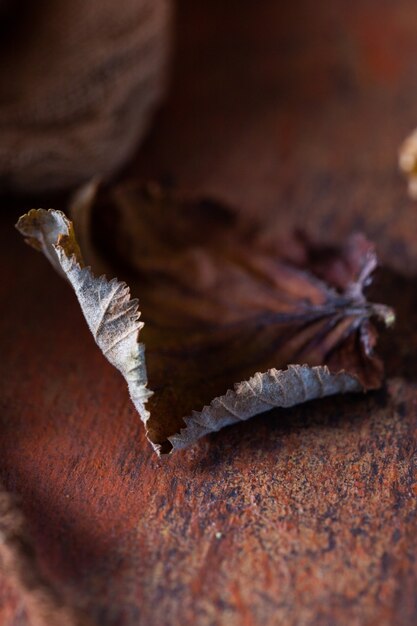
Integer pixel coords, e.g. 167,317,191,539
2,0,417,624
0,0,171,192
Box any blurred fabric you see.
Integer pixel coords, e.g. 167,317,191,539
0,0,171,193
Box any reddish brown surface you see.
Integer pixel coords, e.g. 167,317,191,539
2,0,417,624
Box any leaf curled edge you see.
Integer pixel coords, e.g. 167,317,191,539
16,209,152,427
16,208,83,278
169,364,360,451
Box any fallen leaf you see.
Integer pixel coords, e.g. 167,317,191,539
17,208,152,430
16,183,394,453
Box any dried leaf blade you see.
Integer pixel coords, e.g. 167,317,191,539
169,364,361,450
16,187,394,453
16,209,152,426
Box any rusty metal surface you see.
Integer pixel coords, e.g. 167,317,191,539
1,0,417,624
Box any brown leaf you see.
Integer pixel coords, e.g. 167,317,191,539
16,183,394,453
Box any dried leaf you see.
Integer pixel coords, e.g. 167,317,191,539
17,209,152,427
0,482,91,626
16,184,394,453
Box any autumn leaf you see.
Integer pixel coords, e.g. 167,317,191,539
17,208,152,429
16,183,394,453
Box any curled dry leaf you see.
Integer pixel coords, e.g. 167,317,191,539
399,128,417,199
17,208,152,428
16,183,394,453
0,482,92,626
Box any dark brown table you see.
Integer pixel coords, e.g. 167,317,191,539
2,1,417,624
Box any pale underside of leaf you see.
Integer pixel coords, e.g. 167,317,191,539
16,209,152,428
17,208,377,454
169,364,360,451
